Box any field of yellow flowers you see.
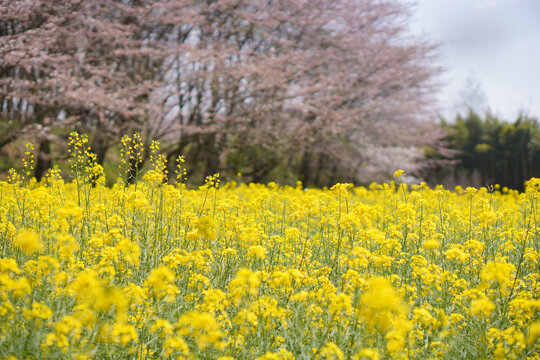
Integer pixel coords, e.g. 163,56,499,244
0,134,539,359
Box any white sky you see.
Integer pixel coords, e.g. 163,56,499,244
408,0,540,120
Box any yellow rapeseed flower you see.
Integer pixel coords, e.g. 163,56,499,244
527,322,540,347
150,319,173,339
109,322,138,345
13,229,43,255
22,302,53,321
360,277,407,331
196,216,217,241
481,260,515,285
470,296,496,317
229,268,261,305
2,139,540,359
177,311,225,350
422,239,440,250
163,336,190,357
247,245,267,260
145,266,175,291
319,342,345,360
353,348,380,360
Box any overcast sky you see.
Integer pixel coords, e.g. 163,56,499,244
408,0,540,120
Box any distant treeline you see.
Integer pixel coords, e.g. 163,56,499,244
2,109,539,190
426,110,540,191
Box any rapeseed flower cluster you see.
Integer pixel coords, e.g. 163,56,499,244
0,138,538,359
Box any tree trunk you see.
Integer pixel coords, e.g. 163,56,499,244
34,137,51,182
91,136,110,165
299,151,312,185
203,134,220,177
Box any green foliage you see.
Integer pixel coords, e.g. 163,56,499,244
432,110,540,191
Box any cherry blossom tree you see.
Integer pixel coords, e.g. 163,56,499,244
0,0,170,178
1,0,442,185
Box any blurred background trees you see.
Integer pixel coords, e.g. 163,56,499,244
426,110,540,191
1,0,537,189
0,0,443,186
0,0,174,181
